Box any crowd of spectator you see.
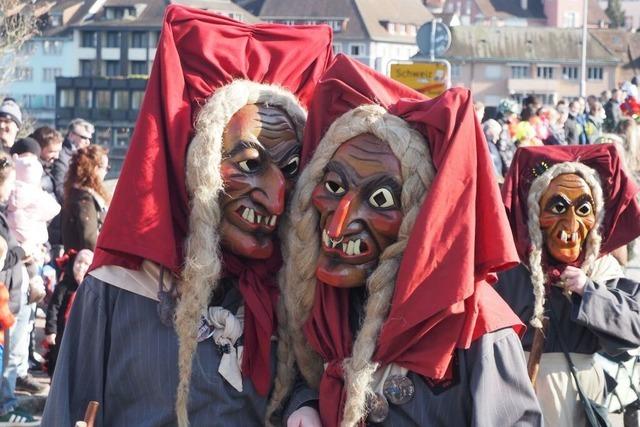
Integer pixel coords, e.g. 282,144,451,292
479,81,640,187
0,97,108,425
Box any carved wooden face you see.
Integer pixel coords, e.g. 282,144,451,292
311,134,403,287
539,173,596,264
219,104,300,259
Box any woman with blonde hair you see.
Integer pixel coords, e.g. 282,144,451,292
61,145,110,252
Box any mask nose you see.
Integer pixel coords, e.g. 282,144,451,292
250,164,286,215
326,192,356,240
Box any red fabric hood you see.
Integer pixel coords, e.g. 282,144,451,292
92,5,333,273
302,55,523,426
502,144,640,263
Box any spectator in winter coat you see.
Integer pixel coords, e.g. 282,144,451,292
604,89,623,132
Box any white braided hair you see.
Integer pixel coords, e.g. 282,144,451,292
269,105,435,427
177,80,306,427
526,162,605,329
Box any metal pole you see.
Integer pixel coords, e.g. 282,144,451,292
429,19,437,61
580,0,589,98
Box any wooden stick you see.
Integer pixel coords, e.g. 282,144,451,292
527,318,548,386
83,401,99,427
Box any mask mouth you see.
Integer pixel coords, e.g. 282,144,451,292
234,205,278,230
321,228,373,260
557,229,579,245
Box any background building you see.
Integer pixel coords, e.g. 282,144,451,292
446,26,619,106
257,0,432,73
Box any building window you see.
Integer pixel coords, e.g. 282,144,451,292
129,61,148,75
50,14,62,27
104,60,121,77
510,65,530,79
95,90,111,109
562,66,579,80
80,60,96,77
81,31,96,48
587,67,604,80
349,43,366,57
563,12,579,27
114,90,129,109
451,63,462,79
59,89,74,107
407,25,417,36
20,95,37,108
326,20,343,32
484,65,502,80
18,42,35,55
43,40,63,55
131,31,148,48
43,68,62,81
78,90,92,108
105,32,121,48
14,67,32,81
45,95,55,108
131,90,145,109
332,43,343,54
537,66,554,79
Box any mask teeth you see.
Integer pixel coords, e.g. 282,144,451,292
560,230,568,243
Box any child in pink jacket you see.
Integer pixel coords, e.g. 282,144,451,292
7,138,60,285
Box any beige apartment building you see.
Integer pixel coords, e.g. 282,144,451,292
445,26,619,106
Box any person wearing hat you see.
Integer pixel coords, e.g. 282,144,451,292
0,99,22,151
497,144,640,425
269,55,541,427
42,6,333,427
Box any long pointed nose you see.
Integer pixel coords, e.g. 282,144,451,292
250,164,286,215
326,192,356,240
566,210,580,233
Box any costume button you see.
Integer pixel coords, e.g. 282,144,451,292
366,392,389,423
383,374,415,405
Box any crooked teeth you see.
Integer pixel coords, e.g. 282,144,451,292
354,239,361,255
346,240,355,255
322,229,330,247
241,208,277,226
560,230,569,243
571,232,578,243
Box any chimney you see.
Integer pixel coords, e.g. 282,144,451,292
521,0,528,10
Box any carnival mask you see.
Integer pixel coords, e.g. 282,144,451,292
312,134,403,287
220,104,301,259
539,173,596,264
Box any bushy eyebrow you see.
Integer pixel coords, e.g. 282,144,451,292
544,194,571,210
224,139,264,159
363,174,402,199
325,161,350,189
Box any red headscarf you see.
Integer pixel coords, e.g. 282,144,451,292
302,55,523,426
92,5,333,273
502,144,640,263
89,6,333,397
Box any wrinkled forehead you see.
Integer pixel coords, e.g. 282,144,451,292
541,173,593,201
330,133,402,183
222,103,298,152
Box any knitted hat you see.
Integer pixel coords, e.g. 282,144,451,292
10,137,41,157
0,99,22,128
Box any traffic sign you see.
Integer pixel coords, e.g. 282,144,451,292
390,61,450,98
416,21,451,58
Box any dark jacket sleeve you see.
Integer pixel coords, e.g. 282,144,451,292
45,280,68,335
467,329,543,426
565,119,578,145
282,374,319,423
571,277,640,355
41,277,108,427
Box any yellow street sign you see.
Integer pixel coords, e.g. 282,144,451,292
390,62,449,98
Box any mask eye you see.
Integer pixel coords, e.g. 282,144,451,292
369,188,396,208
238,159,260,173
325,180,345,195
550,202,567,215
281,155,300,177
576,201,593,216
